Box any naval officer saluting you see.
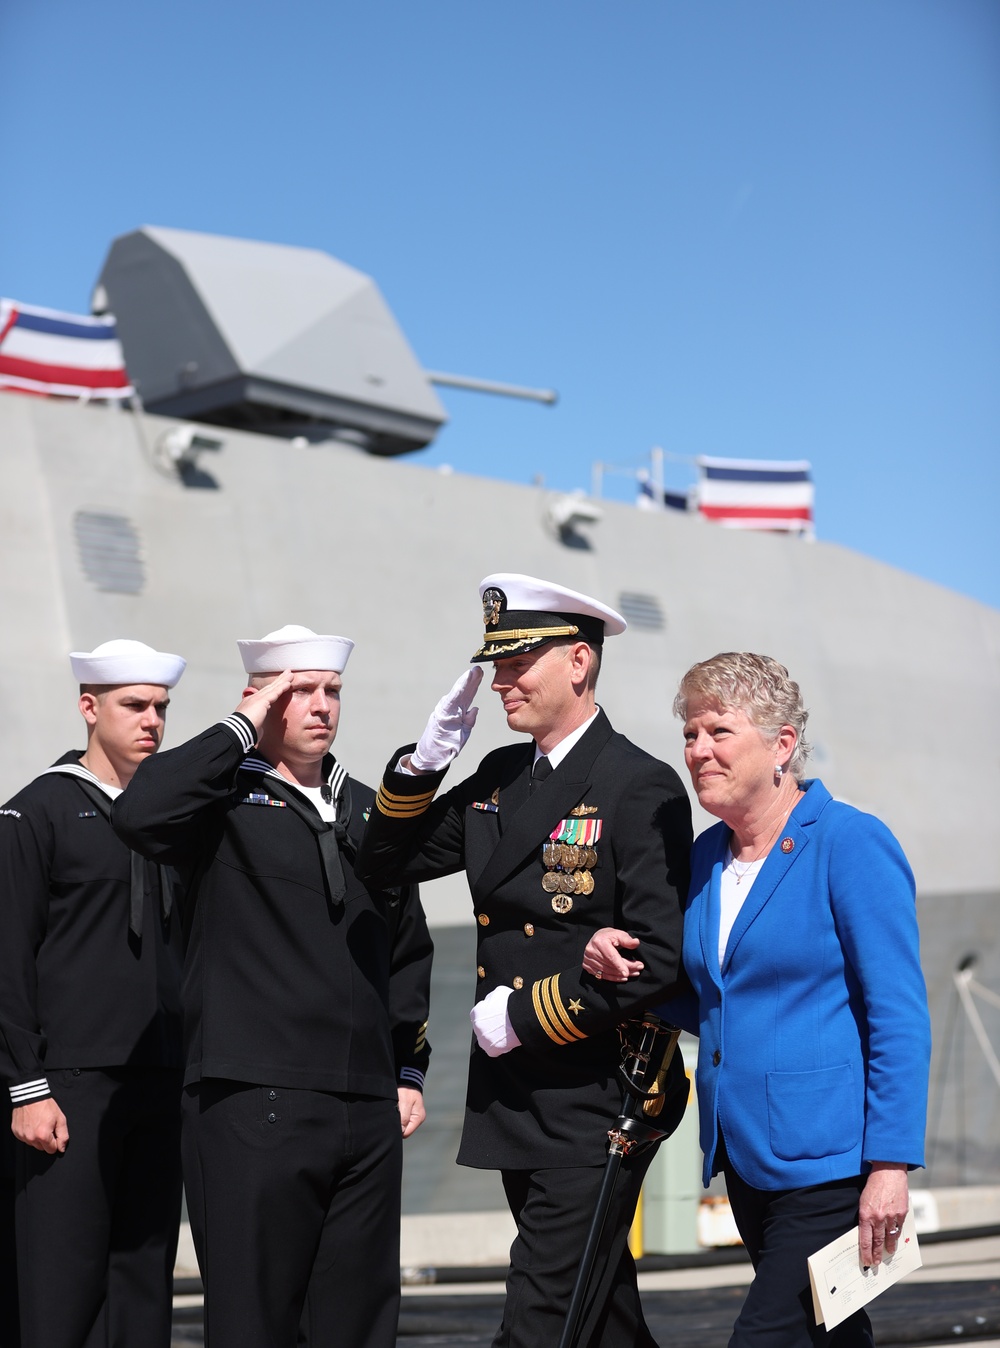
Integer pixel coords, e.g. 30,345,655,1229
357,575,692,1348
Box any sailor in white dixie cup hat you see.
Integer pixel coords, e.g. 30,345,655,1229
357,573,693,1348
113,623,432,1348
0,637,187,1347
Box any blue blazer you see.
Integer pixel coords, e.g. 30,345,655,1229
673,780,930,1190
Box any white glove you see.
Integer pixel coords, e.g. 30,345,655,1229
470,985,522,1058
409,666,484,773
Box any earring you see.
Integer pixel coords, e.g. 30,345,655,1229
774,763,783,782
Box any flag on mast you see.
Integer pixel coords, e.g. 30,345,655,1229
696,456,814,536
0,299,133,400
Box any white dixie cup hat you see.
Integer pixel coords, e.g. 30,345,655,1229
69,639,187,687
236,624,355,675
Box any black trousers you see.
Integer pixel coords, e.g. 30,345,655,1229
0,1127,20,1348
182,1079,403,1348
15,1066,183,1348
722,1151,875,1348
496,1148,659,1348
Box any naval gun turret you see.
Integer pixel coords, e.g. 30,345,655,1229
93,226,448,455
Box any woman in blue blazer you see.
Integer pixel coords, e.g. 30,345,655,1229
585,652,931,1347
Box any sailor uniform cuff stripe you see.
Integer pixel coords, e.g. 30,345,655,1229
10,1078,51,1104
398,1068,425,1090
220,713,257,754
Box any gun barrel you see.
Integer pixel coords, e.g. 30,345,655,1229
426,370,558,405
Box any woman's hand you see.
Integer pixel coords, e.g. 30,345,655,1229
858,1163,909,1267
582,927,644,982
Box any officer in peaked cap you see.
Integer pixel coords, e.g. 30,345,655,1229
357,575,692,1348
0,639,186,1348
473,574,626,661
113,625,432,1348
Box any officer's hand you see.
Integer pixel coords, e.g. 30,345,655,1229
12,1099,69,1154
397,1087,426,1138
407,667,484,774
470,985,522,1057
582,928,644,982
234,670,296,732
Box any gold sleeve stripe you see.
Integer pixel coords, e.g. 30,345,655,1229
539,978,570,1044
375,783,436,818
531,979,565,1045
378,784,437,806
414,1021,428,1051
375,795,430,818
545,974,588,1042
532,974,588,1046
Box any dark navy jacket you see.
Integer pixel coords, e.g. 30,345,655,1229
113,718,432,1098
357,710,691,1169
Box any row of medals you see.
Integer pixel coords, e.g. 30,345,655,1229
542,841,597,910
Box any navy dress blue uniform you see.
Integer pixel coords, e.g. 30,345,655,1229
0,754,184,1348
113,713,432,1348
358,708,691,1348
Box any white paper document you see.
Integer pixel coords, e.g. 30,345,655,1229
807,1209,921,1331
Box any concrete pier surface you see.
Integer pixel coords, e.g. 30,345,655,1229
170,1190,1000,1346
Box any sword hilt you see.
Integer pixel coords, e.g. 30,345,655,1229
611,1013,685,1155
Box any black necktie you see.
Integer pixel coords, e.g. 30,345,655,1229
529,756,552,795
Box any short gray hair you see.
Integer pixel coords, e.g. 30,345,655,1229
673,652,811,780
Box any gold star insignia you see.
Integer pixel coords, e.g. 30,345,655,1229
568,999,584,1015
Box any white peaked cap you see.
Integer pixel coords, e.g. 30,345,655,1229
237,624,355,675
471,574,626,662
479,574,627,635
69,639,186,687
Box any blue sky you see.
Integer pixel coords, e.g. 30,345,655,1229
2,0,997,608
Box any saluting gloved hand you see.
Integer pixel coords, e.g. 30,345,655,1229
408,666,484,773
470,985,522,1057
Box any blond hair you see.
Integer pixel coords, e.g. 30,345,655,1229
673,652,811,780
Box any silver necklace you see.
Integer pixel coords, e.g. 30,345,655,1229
729,792,801,884
728,847,766,885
